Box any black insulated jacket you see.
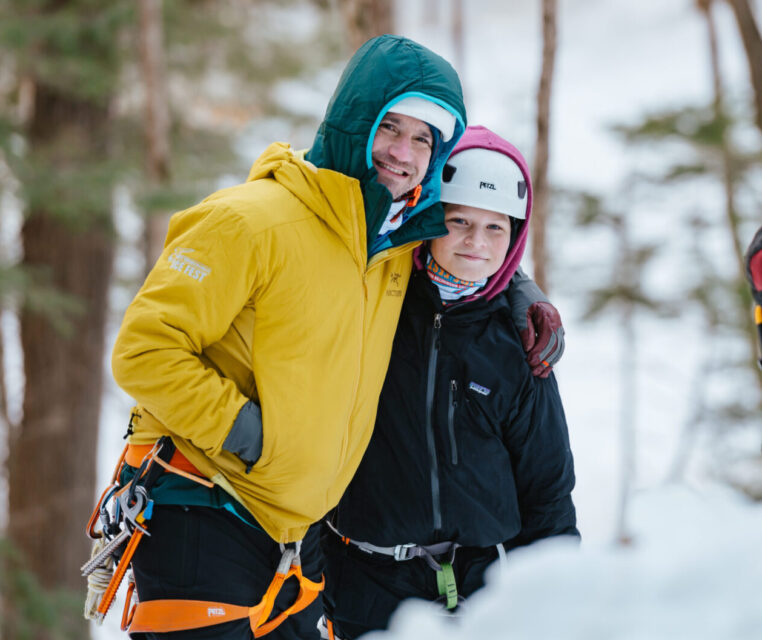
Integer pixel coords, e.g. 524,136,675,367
334,268,579,550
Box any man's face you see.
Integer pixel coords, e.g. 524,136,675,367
430,204,512,281
371,113,433,199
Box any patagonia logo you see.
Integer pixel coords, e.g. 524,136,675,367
469,381,491,396
479,181,496,190
207,607,226,617
168,248,211,283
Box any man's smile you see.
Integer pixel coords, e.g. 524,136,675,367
374,158,410,177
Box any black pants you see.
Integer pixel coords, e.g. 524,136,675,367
321,527,499,640
130,505,323,640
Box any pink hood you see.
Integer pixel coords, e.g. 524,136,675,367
414,125,532,300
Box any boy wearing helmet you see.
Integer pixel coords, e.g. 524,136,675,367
319,126,579,639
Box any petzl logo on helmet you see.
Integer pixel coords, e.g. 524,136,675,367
479,181,496,190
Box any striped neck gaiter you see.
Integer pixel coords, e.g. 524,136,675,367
426,254,487,302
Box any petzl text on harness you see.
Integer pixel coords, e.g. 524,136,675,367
124,540,324,637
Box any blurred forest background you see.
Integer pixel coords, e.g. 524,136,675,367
0,0,760,638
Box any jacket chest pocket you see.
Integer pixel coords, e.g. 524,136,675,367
444,376,503,467
458,377,506,441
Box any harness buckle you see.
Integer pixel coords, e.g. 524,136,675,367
393,543,416,561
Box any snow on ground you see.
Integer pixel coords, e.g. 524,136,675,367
367,485,762,640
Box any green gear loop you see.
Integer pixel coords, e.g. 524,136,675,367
436,561,458,610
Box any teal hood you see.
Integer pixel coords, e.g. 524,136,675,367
306,35,466,254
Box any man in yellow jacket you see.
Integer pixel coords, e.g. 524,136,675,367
104,35,560,640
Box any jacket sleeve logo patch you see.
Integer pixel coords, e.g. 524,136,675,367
468,381,491,396
168,247,211,282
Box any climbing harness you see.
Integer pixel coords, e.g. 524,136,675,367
82,436,324,636
125,539,323,637
325,520,461,610
320,525,510,635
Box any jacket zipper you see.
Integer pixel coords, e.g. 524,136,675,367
447,379,458,466
425,313,443,531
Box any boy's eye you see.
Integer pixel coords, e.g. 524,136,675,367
446,217,467,225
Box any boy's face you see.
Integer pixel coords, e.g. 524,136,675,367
371,113,433,199
431,204,512,281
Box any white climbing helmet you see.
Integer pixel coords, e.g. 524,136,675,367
440,148,528,219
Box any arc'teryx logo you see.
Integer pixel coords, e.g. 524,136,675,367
479,181,496,190
386,272,402,296
168,248,211,282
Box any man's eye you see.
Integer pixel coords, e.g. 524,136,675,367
380,122,397,133
415,136,433,148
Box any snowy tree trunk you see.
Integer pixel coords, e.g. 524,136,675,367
139,0,172,272
701,0,762,391
451,0,465,77
531,0,557,293
6,6,119,637
615,218,636,545
8,84,115,605
725,0,762,132
339,0,394,53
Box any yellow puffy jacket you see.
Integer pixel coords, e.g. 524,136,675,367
113,143,415,542
113,35,467,543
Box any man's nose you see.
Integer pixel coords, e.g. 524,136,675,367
388,137,413,163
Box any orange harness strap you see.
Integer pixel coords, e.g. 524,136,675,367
125,443,214,488
125,443,204,478
125,548,324,637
